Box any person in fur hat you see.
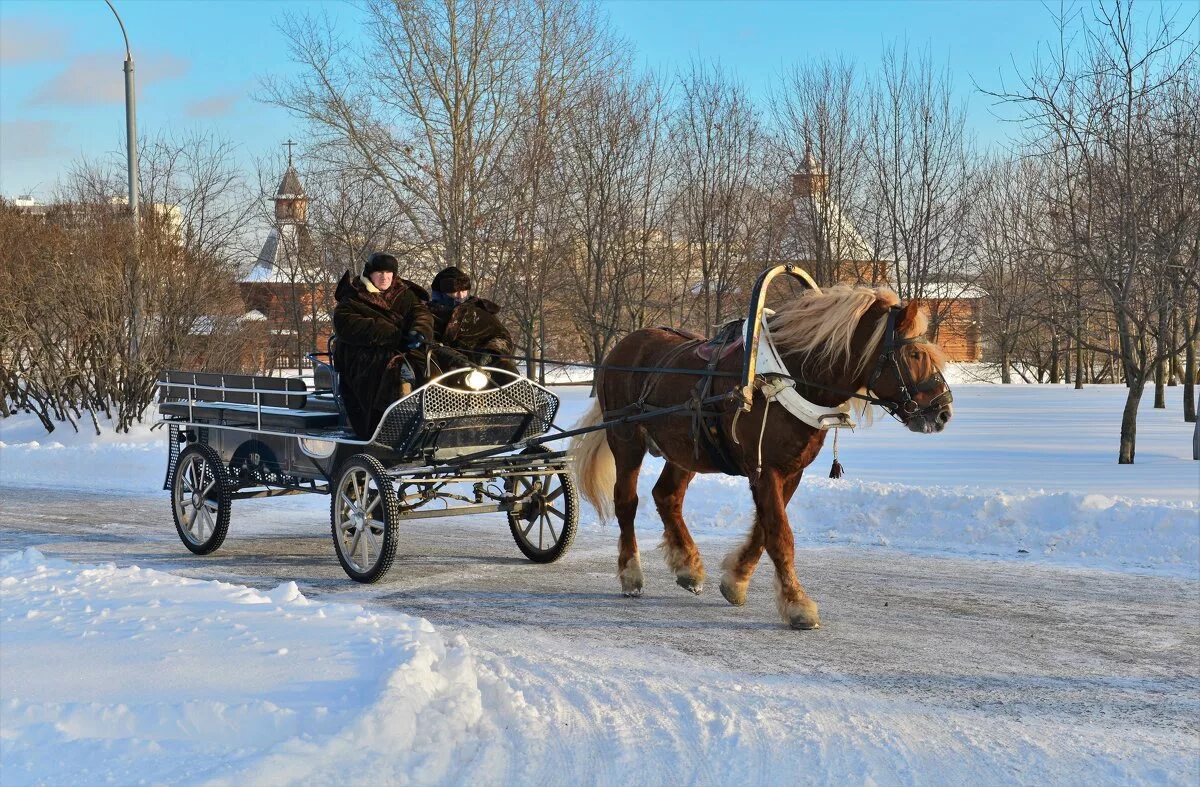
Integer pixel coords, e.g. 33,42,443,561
427,266,519,375
332,252,434,438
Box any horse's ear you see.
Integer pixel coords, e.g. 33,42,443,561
896,301,927,337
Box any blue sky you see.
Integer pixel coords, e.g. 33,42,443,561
0,0,1186,198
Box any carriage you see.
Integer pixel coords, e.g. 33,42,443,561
158,360,577,583
158,264,953,628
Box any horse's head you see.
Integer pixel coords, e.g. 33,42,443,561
769,286,953,434
863,301,954,434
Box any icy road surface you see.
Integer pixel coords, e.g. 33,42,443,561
2,487,1197,785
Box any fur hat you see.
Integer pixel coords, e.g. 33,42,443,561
363,252,399,276
432,266,472,293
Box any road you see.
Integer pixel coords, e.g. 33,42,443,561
2,486,1197,783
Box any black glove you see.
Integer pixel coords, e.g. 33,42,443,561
435,346,469,367
402,330,426,351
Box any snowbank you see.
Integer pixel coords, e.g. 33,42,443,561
0,548,531,786
678,475,1199,576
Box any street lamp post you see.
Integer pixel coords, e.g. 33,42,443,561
104,0,139,231
104,0,143,395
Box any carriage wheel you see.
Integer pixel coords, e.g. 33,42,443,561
170,443,232,555
330,454,400,583
505,448,579,563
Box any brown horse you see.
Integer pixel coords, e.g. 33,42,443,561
570,285,953,629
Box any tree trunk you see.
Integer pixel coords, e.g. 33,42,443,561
1000,345,1012,384
1184,336,1195,423
1168,313,1179,385
1154,357,1166,409
1049,334,1060,383
537,313,546,386
1063,336,1072,386
523,324,534,380
1118,379,1144,464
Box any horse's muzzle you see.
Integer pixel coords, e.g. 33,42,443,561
908,405,952,434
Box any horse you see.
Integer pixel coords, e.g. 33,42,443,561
569,284,953,630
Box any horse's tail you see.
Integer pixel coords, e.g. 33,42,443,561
570,399,615,522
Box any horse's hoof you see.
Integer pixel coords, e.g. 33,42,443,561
777,592,821,630
618,554,644,597
719,578,747,607
785,601,821,630
675,576,703,595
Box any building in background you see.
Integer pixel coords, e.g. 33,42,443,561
788,152,983,362
239,155,335,371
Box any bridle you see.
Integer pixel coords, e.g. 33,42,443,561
865,305,954,425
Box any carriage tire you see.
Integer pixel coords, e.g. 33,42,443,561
170,443,232,555
330,454,400,583
505,447,579,564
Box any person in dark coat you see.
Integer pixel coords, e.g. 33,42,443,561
427,266,520,376
332,252,434,438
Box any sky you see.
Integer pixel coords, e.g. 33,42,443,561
0,0,1190,199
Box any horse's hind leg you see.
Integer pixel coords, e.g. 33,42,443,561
653,462,705,594
720,474,801,607
611,434,648,597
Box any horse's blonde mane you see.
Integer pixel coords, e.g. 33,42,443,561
769,285,899,376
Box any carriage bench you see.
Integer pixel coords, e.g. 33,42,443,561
157,370,340,431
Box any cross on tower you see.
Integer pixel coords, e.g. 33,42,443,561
283,139,296,166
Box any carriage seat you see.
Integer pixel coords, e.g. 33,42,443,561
158,371,339,430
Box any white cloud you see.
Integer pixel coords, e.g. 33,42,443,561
185,92,241,119
29,52,190,106
0,17,70,64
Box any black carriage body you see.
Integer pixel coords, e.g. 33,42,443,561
158,368,561,491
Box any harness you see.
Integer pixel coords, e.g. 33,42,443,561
864,306,955,423
746,309,855,430
602,331,742,475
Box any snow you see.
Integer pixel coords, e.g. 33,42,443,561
0,547,527,786
2,382,1197,573
1,376,1197,784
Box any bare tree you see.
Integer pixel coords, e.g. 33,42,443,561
863,44,981,336
0,132,257,433
770,57,873,286
263,0,532,280
988,0,1199,462
559,72,668,364
672,60,764,329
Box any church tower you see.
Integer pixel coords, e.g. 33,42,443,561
791,146,828,199
274,139,307,225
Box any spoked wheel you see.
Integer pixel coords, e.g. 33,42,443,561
505,447,578,563
331,454,400,583
170,443,232,555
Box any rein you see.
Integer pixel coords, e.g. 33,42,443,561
429,303,951,427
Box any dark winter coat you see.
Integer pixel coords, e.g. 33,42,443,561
332,271,434,438
428,295,519,375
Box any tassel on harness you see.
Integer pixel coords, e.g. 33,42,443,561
829,428,845,479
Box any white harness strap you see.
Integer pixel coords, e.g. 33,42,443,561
749,311,855,431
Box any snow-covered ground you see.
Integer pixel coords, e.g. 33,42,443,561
3,382,1196,572
1,378,1197,785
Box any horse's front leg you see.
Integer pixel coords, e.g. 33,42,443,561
611,436,647,597
756,470,820,629
653,462,704,594
720,473,801,607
